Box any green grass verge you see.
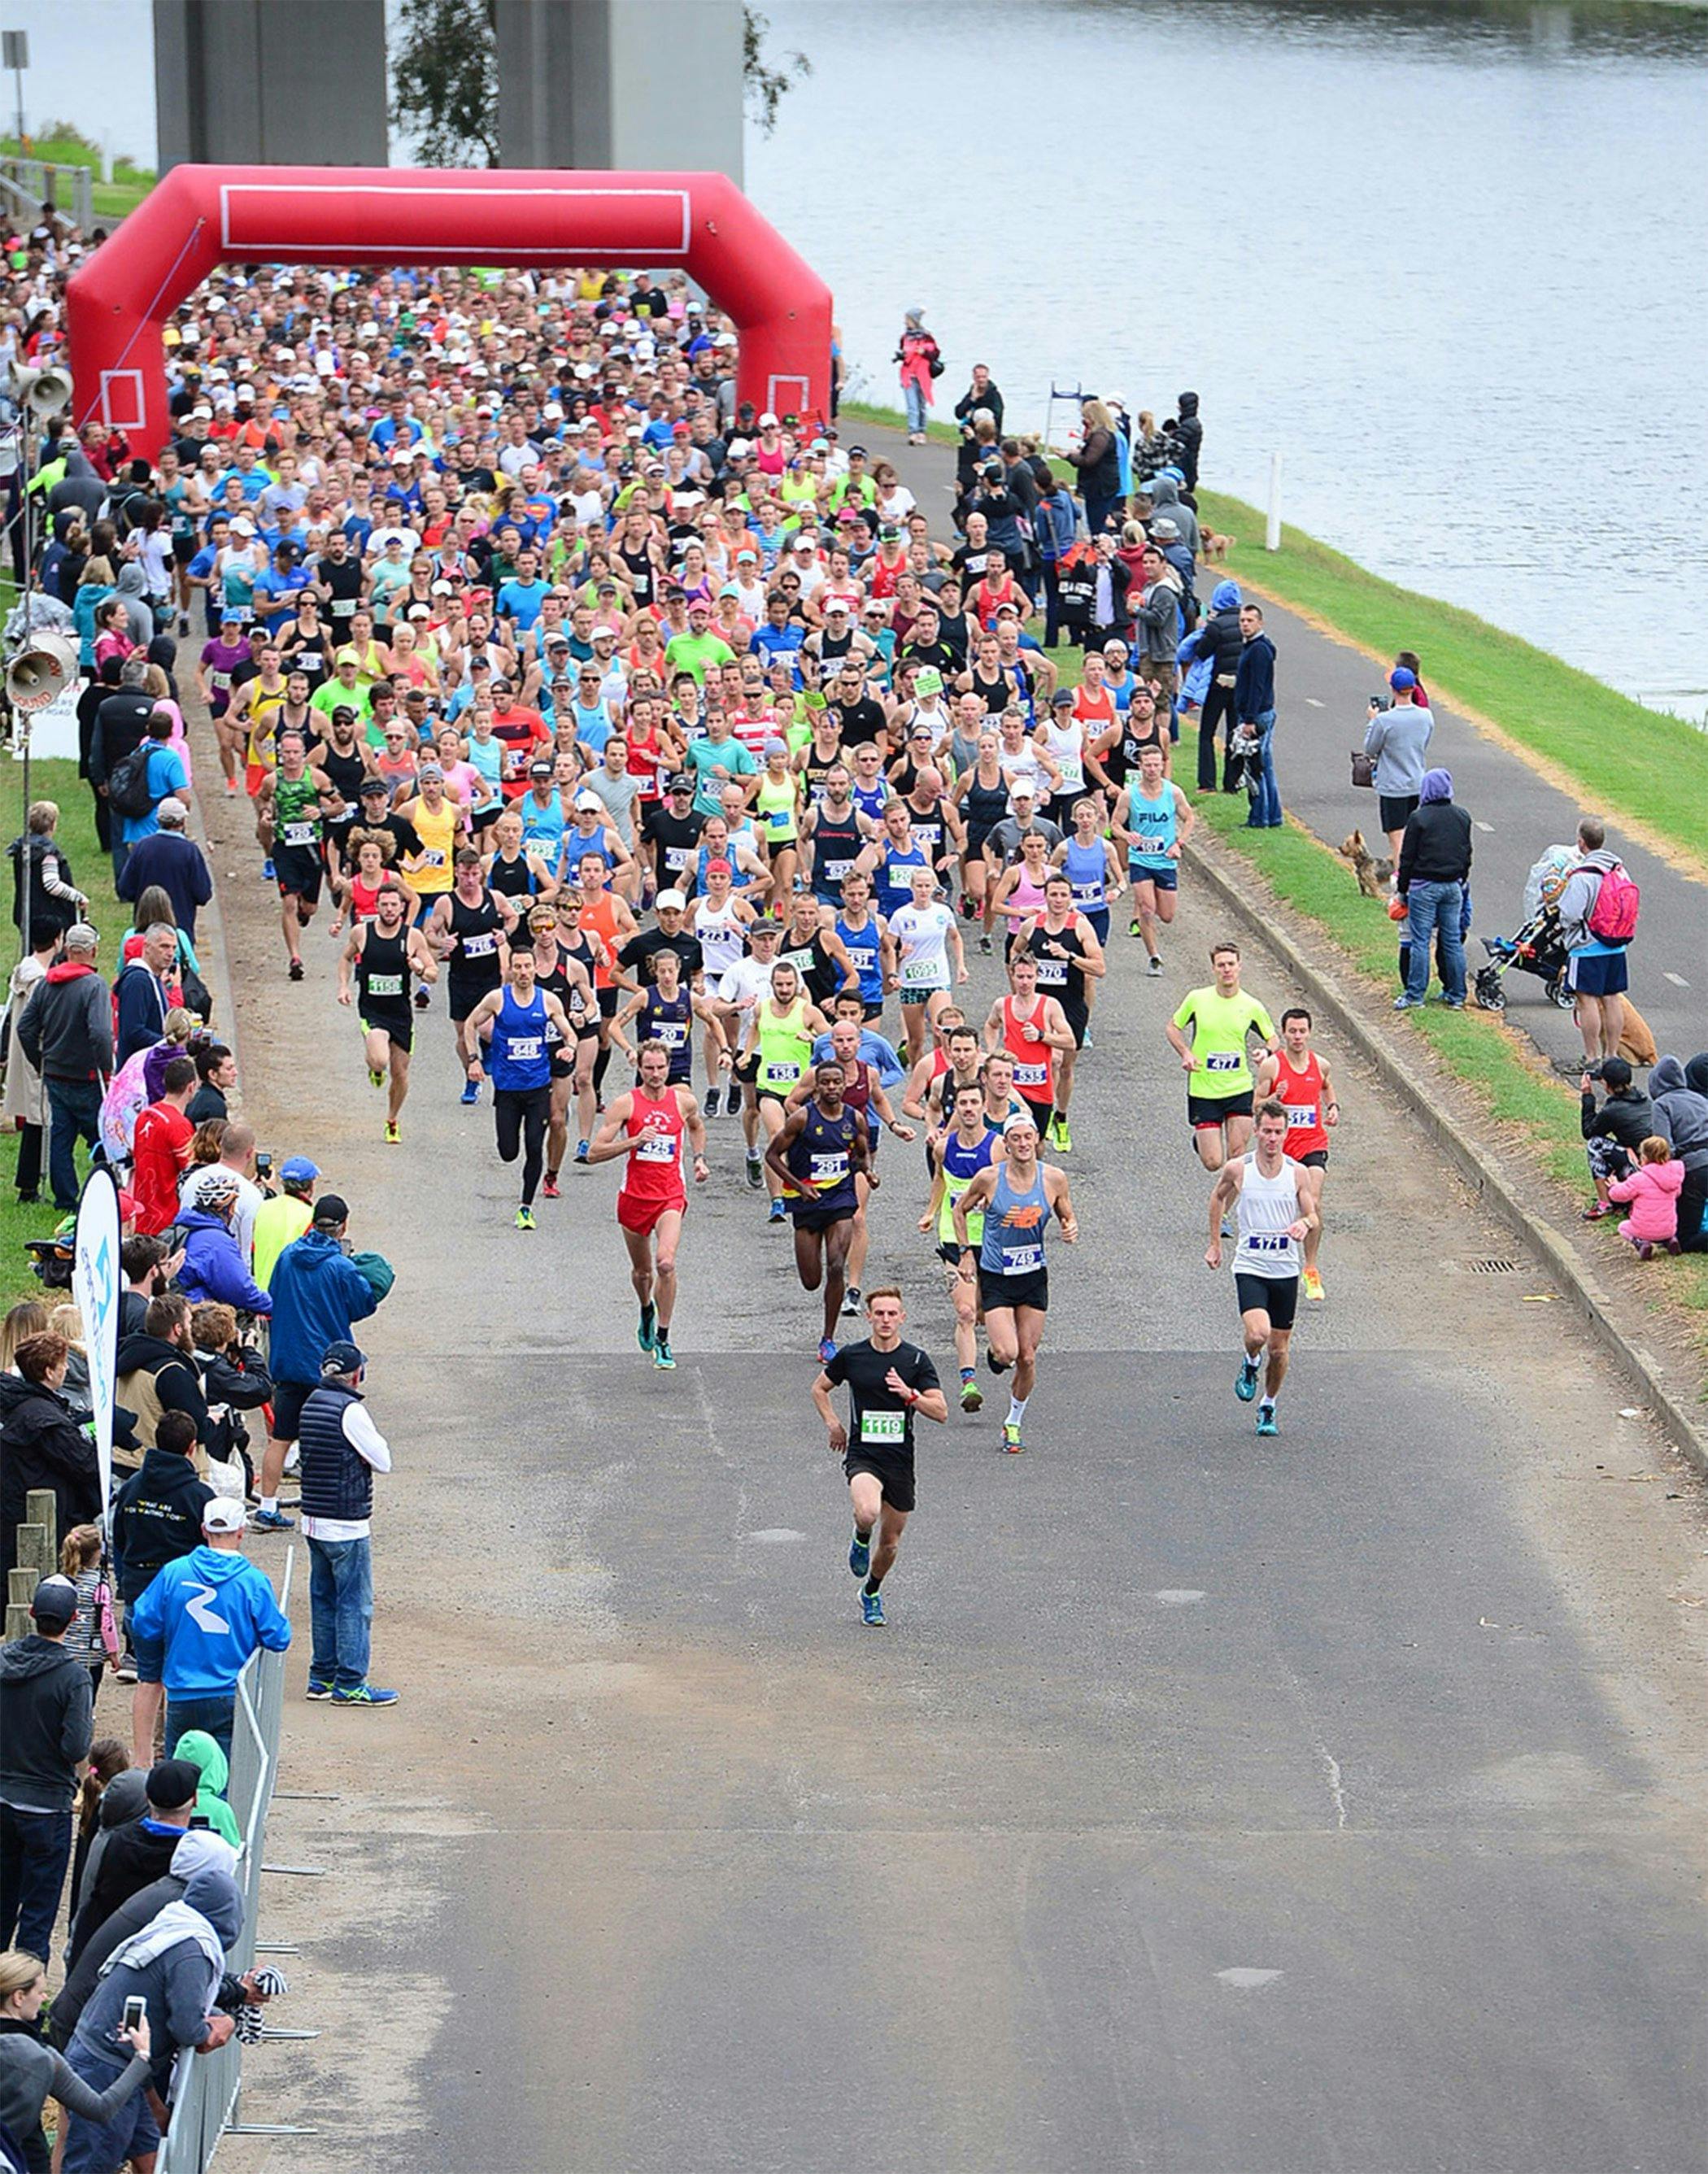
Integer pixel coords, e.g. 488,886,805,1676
842,397,1708,870
1,133,155,220
0,755,137,1309
1191,793,1708,1353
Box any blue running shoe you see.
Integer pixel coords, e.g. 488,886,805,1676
1235,1354,1261,1402
305,1680,332,1701
251,1506,294,1531
817,1335,837,1366
1256,1401,1279,1437
848,1529,871,1579
861,1588,886,1627
768,1197,787,1224
331,1684,399,1706
460,1078,480,1105
261,858,276,882
575,1138,590,1165
638,1304,656,1353
652,1337,675,1370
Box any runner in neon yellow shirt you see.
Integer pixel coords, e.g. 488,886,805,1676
1165,941,1278,1172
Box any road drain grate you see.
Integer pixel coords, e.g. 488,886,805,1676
1465,1258,1520,1274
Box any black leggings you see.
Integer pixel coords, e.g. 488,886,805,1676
495,1085,551,1206
1199,678,1240,791
1680,1164,1708,1253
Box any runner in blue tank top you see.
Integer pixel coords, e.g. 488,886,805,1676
464,949,572,1229
765,1061,874,1363
1053,799,1124,948
834,869,888,1017
953,1110,1078,1453
1114,744,1195,975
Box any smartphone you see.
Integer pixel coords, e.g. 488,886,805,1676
255,1150,273,1177
123,1994,146,2035
1369,693,1391,712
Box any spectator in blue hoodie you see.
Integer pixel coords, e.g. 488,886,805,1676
172,1174,272,1317
255,1194,394,1532
60,1862,243,2174
129,1499,290,1767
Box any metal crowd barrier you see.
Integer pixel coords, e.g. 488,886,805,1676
155,1550,313,2173
0,155,94,233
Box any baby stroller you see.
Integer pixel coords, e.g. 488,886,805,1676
1473,845,1575,1013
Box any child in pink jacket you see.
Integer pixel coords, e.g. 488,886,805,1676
1608,1135,1684,1259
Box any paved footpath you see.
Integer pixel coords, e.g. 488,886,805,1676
198,746,1708,2172
867,420,1708,1070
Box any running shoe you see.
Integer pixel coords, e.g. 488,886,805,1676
638,1302,656,1353
848,1529,871,1579
978,934,993,956
1147,956,1163,978
985,1347,1010,1376
1049,1115,1072,1152
1130,917,1144,939
960,1378,983,1414
1256,1401,1279,1437
224,778,237,797
261,858,276,881
768,1197,787,1225
861,1588,887,1627
413,987,430,1010
1235,1353,1261,1402
653,1336,675,1370
369,1066,386,1091
385,1120,399,1144
288,957,304,982
745,1150,765,1190
1002,1419,1025,1454
817,1335,838,1365
1392,996,1423,1010
252,1507,294,1532
704,1086,721,1118
516,1205,536,1231
574,1139,590,1164
1303,1266,1325,1303
542,1174,560,1200
305,1680,332,1701
460,1078,480,1105
331,1684,400,1707
840,1285,861,1318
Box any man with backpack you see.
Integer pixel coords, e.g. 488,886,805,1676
1556,816,1640,1064
104,709,189,887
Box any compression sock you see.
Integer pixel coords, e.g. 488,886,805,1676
960,1366,975,1383
855,1523,873,1544
863,1574,883,1595
1007,1395,1029,1427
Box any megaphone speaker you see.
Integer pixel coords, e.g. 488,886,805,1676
9,365,73,420
6,630,79,712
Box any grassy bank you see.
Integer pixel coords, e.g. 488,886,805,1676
0,756,135,1307
1,132,155,221
840,396,1708,872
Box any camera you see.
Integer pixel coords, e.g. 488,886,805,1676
1368,693,1391,712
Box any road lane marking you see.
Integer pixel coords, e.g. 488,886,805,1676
1154,1588,1206,1605
1217,1968,1283,1989
1664,971,1690,987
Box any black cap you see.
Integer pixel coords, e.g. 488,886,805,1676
312,1192,350,1226
30,1575,77,1627
147,1758,200,1811
358,777,390,795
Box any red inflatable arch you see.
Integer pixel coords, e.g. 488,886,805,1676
66,163,833,459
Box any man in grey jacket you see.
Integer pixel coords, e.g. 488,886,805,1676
60,1864,242,2174
1649,1056,1708,1253
15,922,113,1209
1362,669,1435,870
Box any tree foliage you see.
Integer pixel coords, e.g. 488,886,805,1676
389,1,808,163
743,7,811,135
390,0,500,168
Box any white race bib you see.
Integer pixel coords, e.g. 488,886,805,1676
861,1409,905,1444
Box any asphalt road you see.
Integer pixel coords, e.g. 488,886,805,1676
863,418,1708,1073
198,768,1708,2174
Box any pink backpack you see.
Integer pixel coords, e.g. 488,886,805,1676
1579,860,1640,945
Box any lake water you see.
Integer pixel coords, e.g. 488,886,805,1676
747,0,1708,720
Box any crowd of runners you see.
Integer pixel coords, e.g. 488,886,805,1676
4,240,1356,1639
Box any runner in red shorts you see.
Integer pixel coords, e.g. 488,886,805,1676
1256,1004,1341,1304
587,1038,708,1371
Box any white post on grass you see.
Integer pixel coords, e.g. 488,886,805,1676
1266,451,1283,551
